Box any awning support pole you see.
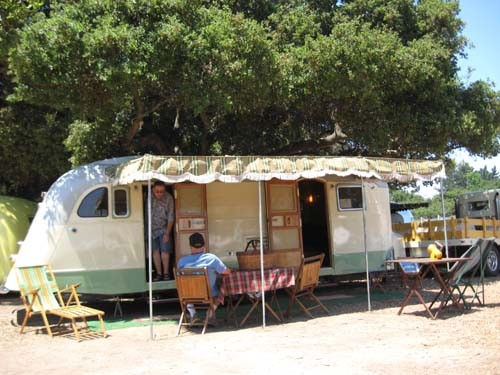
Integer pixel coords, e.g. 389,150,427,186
361,177,371,311
148,178,154,340
258,181,266,328
440,177,450,270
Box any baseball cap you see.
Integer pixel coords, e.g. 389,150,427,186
189,232,205,248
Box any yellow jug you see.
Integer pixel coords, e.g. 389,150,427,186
427,244,442,259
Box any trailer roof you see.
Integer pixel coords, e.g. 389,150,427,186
108,154,445,184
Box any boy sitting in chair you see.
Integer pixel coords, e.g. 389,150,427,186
177,232,231,323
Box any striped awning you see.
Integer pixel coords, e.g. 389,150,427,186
109,154,445,184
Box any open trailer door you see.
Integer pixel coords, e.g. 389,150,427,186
267,180,303,254
174,183,208,259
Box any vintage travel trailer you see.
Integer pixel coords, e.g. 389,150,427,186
4,155,445,296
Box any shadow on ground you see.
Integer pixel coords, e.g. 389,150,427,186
2,276,493,335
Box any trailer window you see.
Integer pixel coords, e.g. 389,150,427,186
337,186,363,210
468,200,489,212
78,187,108,217
113,188,129,217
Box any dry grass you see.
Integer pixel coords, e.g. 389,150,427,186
1,277,499,374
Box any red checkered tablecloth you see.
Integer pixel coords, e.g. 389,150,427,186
220,267,296,297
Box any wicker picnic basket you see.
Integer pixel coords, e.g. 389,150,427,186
236,251,279,270
236,239,303,270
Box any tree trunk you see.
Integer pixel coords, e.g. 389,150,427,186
199,111,211,155
134,133,169,154
123,94,146,152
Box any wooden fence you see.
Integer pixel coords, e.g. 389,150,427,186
393,217,500,242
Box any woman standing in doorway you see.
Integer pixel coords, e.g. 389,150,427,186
151,181,175,281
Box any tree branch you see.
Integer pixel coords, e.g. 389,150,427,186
271,124,347,155
144,97,170,118
122,94,172,152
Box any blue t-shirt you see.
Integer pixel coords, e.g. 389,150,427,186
177,253,227,296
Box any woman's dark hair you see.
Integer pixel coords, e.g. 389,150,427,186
153,181,165,188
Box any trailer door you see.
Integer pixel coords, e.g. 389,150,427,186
174,184,208,259
56,186,107,270
267,180,303,253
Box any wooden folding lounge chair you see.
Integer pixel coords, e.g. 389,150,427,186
174,267,217,335
16,265,106,341
286,254,329,319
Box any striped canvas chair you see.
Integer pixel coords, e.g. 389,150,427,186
16,265,106,341
430,239,493,309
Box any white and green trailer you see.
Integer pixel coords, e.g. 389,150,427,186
5,155,445,296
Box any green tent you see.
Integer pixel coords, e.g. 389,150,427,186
0,196,37,284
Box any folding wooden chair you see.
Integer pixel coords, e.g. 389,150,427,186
398,261,422,289
174,267,217,335
394,261,440,317
16,265,106,341
286,254,329,319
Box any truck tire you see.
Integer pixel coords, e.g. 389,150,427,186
485,246,499,277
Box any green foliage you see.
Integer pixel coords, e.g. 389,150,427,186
1,1,46,102
0,104,70,198
9,1,191,116
411,196,454,221
391,189,425,204
64,119,127,166
0,1,68,200
268,3,322,48
454,81,500,156
181,7,279,116
2,0,500,197
8,0,282,156
446,162,500,191
0,0,46,58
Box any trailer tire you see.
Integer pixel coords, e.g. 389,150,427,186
485,246,499,277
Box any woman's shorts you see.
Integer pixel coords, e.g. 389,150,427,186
152,233,173,254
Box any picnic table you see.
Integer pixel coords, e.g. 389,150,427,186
386,257,471,319
220,267,295,327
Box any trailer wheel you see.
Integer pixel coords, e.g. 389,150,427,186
485,246,499,277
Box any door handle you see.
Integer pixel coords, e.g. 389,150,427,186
68,227,77,233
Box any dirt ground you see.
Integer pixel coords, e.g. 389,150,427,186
1,277,499,375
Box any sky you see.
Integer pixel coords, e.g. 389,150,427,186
417,1,500,198
457,1,500,88
451,0,500,170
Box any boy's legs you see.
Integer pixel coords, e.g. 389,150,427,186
187,304,197,320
